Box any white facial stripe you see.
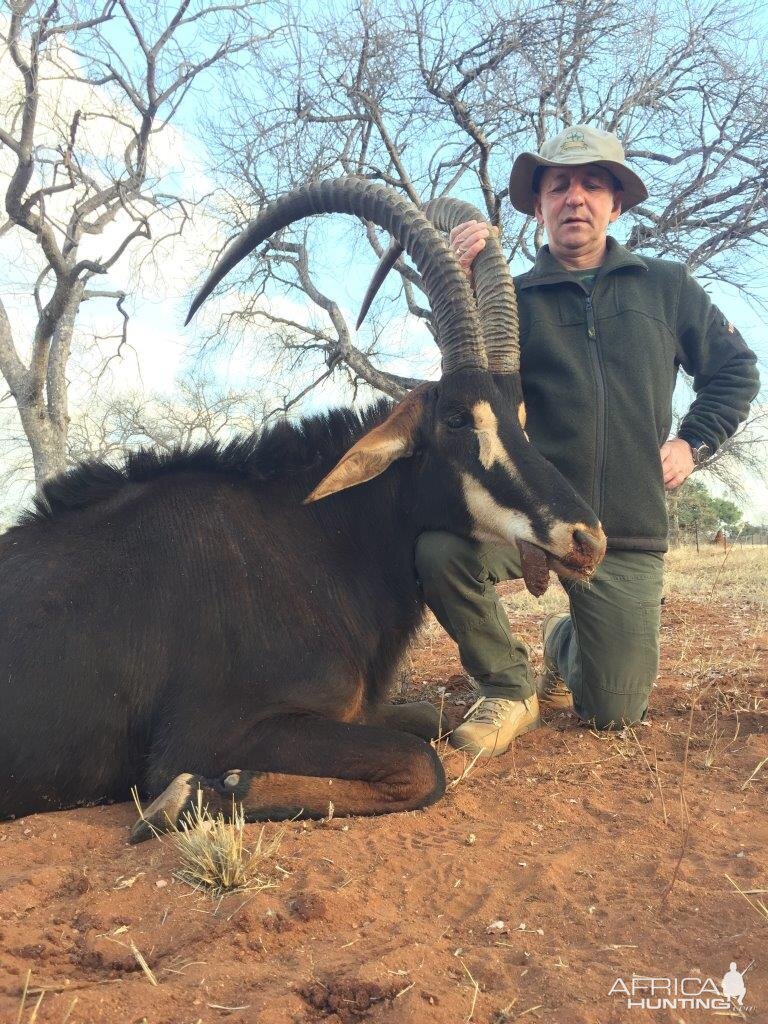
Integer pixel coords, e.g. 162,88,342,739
463,476,601,559
461,472,535,545
477,430,507,471
472,401,518,474
464,405,600,559
472,401,498,433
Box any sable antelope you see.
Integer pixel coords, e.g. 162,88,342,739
0,180,605,841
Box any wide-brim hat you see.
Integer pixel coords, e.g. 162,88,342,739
508,124,648,216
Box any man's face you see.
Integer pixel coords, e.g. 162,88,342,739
534,165,622,258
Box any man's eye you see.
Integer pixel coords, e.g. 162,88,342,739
445,411,472,429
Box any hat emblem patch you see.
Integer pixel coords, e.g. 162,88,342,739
557,130,589,154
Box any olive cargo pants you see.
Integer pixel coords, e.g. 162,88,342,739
415,531,664,728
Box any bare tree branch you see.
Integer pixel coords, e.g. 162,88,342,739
0,0,273,488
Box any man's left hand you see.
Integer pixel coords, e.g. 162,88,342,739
660,438,695,490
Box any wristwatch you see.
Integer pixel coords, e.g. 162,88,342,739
680,437,712,466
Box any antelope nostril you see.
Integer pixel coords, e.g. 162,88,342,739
574,528,604,557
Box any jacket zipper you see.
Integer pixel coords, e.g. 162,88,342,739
585,293,606,516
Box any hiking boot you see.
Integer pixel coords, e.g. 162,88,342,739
449,695,540,758
536,612,574,711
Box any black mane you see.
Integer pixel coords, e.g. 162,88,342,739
16,399,393,527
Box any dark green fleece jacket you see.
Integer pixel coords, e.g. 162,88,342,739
515,238,760,552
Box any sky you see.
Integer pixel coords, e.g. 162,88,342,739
0,2,766,526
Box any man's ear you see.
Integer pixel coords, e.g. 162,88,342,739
610,189,623,222
304,385,429,503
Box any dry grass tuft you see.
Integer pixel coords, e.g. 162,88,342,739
172,791,284,897
133,787,283,898
700,704,740,770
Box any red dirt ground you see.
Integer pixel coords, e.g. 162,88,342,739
1,584,766,1024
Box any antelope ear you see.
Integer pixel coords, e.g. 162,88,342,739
305,387,427,503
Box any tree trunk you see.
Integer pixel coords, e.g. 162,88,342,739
16,399,68,492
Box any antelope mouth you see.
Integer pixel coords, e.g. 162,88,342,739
517,539,597,598
546,552,596,582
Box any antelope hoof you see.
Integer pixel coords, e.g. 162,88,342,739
129,772,199,844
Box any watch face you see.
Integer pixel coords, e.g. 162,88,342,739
694,443,711,464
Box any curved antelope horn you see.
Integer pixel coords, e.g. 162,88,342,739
186,178,487,376
357,198,520,374
356,240,403,331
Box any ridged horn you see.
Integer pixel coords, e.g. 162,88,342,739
186,178,487,376
357,198,520,374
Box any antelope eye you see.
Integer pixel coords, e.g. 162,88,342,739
445,410,473,430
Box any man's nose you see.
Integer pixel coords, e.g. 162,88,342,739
566,184,586,205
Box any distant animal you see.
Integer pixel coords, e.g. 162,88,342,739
0,179,606,842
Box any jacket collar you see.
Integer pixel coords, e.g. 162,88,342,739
516,236,648,289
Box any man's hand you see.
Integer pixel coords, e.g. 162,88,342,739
449,219,498,276
660,438,695,490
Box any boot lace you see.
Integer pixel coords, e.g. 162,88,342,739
463,696,527,725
